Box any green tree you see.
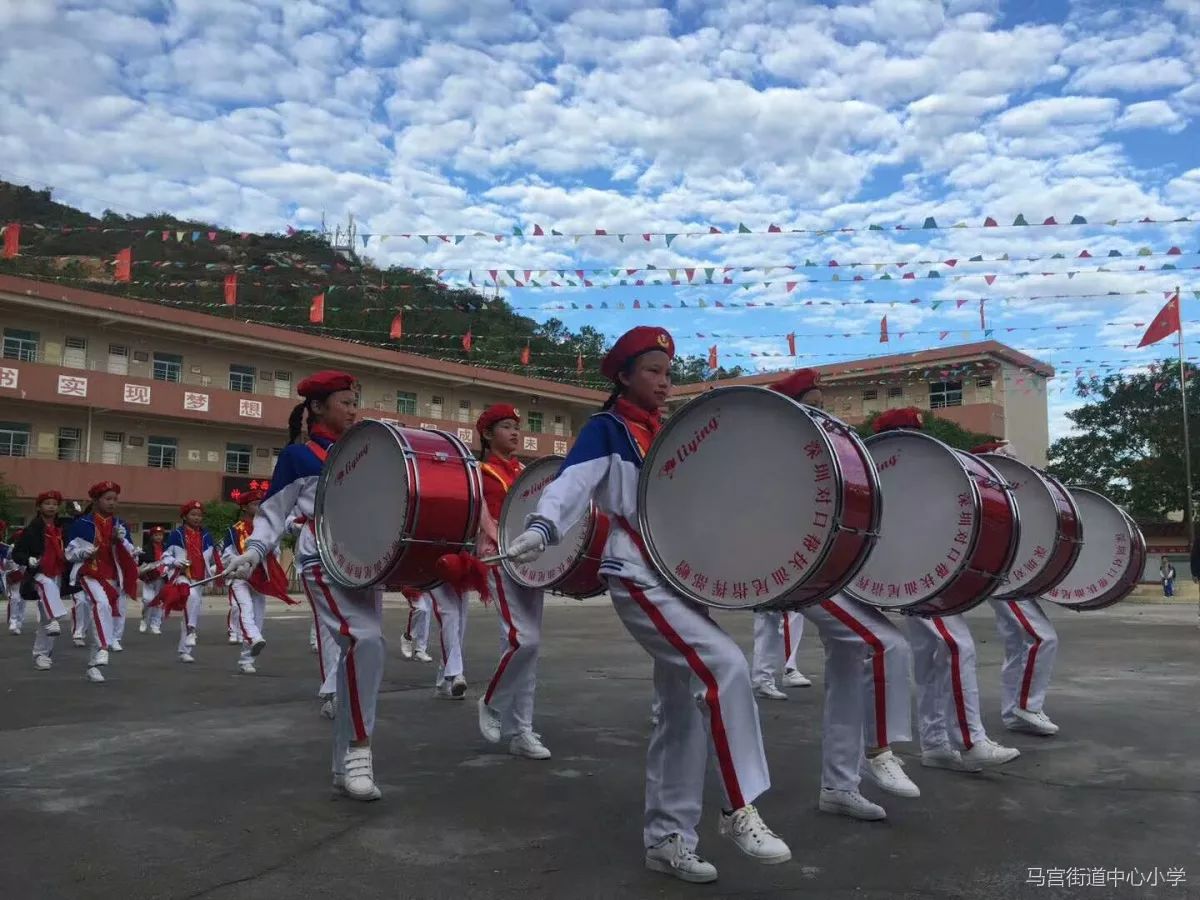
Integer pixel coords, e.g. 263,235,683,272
854,410,997,451
1046,359,1196,523
203,500,240,549
0,474,19,534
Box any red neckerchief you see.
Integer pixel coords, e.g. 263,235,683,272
481,452,524,491
306,424,340,463
40,518,65,578
612,397,662,457
88,513,117,579
153,544,164,562
183,525,206,579
232,518,252,554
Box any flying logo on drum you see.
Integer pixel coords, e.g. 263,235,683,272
657,414,721,480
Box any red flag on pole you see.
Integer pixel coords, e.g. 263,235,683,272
308,293,325,324
879,316,889,343
576,352,584,374
786,332,796,356
114,247,132,282
223,274,237,306
462,328,473,352
707,345,718,369
389,311,403,340
2,223,19,258
520,343,531,366
1137,292,1182,348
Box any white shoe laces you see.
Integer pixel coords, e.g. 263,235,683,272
728,805,776,839
873,752,907,779
657,835,707,869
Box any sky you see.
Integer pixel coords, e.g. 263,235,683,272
1,0,1198,440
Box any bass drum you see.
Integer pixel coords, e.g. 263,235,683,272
638,386,880,611
846,430,1020,617
315,419,483,590
499,455,610,598
1042,488,1145,611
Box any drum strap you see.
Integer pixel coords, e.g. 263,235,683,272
480,463,516,491
305,440,329,463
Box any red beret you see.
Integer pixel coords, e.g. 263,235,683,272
151,526,164,535
88,481,121,499
769,368,820,400
971,440,1005,454
231,486,265,506
0,521,6,534
601,326,675,381
36,490,64,505
873,407,924,433
297,370,357,399
476,403,520,435
180,500,203,518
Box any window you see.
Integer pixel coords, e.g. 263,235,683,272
57,426,82,461
886,386,903,398
147,436,178,469
929,380,963,409
457,399,471,423
273,370,292,398
2,329,38,362
101,431,124,465
527,411,544,434
229,364,255,393
430,395,444,418
0,422,30,457
107,344,128,375
553,414,565,436
396,391,417,415
862,389,878,401
271,447,283,459
976,377,992,388
63,336,87,368
152,352,182,383
225,442,252,475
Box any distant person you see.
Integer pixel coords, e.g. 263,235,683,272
1159,556,1176,598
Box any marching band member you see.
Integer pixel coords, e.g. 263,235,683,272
473,403,551,759
2,522,21,634
429,575,470,699
750,610,809,700
11,492,71,670
66,482,139,683
868,410,1021,772
400,589,433,663
138,527,167,635
770,370,918,819
972,440,1061,737
165,502,217,663
508,326,791,884
225,370,386,802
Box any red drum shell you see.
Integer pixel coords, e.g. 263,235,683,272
1043,488,1145,611
548,513,611,598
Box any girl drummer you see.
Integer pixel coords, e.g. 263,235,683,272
508,325,791,884
226,370,386,802
473,403,551,759
164,501,218,663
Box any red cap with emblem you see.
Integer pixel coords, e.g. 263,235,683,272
769,368,820,400
873,407,924,433
297,370,357,399
88,480,121,499
476,403,520,436
231,480,268,506
601,326,675,381
179,500,203,518
36,489,64,505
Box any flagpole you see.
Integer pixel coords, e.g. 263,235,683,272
1177,286,1194,551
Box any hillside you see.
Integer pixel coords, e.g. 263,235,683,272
0,180,742,387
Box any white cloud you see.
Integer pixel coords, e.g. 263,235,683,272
1115,100,1186,132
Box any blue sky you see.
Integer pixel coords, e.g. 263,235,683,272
1,0,1198,439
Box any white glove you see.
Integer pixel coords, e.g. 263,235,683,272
507,529,546,564
27,557,39,569
225,549,262,581
116,524,127,540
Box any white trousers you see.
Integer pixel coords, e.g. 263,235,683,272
175,585,203,656
300,564,385,775
802,595,913,791
404,593,430,653
7,581,24,627
112,591,129,642
906,614,987,752
76,576,116,654
31,574,67,660
229,581,267,667
430,582,470,681
990,598,1059,725
482,568,544,739
141,579,164,629
610,576,771,852
751,610,804,687
305,594,339,698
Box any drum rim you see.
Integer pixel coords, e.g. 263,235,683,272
407,426,484,592
499,454,603,592
846,429,983,610
636,385,851,611
1045,486,1144,609
949,449,1022,609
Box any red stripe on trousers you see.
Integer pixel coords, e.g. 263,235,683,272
933,617,973,750
484,569,519,705
782,614,792,663
405,605,415,639
1007,601,1044,710
232,590,251,642
431,597,448,666
299,578,327,683
84,580,109,649
621,578,746,810
822,599,889,746
313,568,367,742
36,580,53,620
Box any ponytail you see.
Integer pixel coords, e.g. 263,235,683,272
599,385,622,411
478,435,492,461
287,401,312,444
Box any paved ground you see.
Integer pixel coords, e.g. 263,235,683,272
2,596,1198,900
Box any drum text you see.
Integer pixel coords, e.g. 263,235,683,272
657,415,721,480
333,443,371,487
519,472,556,500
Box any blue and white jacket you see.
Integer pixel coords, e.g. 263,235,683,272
165,526,216,582
527,412,659,586
245,432,336,570
66,513,138,583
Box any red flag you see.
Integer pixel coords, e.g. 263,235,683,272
309,293,325,324
576,352,584,374
520,343,531,366
114,247,132,282
879,316,889,343
707,345,718,369
786,332,796,356
1137,292,1181,348
462,328,473,352
223,274,237,306
2,223,19,258
389,311,403,340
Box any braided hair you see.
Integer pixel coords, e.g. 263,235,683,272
286,400,315,444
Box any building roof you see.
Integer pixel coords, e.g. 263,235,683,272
0,274,608,406
673,340,1055,397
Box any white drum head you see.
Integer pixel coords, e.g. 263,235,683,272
985,455,1058,597
316,420,412,588
1043,489,1133,607
639,386,841,610
500,456,592,589
848,431,974,607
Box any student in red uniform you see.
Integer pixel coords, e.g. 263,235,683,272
508,327,791,884
474,403,551,759
138,527,168,635
12,491,71,670
164,502,218,664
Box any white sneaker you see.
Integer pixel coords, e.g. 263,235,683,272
46,620,61,636
138,620,148,634
310,641,318,653
645,834,718,884
8,623,20,635
478,697,501,743
718,805,791,864
85,666,105,683
179,653,195,663
34,654,53,670
339,747,382,801
320,697,336,719
249,638,266,658
239,663,257,675
435,679,458,700
921,745,982,773
414,649,433,663
90,649,110,667
819,788,887,821
961,738,1020,768
1007,707,1059,736
110,640,123,652
227,634,240,645
185,631,197,649
754,682,788,701
783,669,812,688
400,635,414,660
149,624,161,635
509,732,551,760
451,674,468,698
864,750,921,798
73,635,86,647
